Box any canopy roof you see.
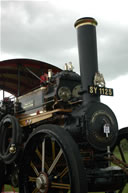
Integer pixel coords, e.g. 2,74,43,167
0,58,62,96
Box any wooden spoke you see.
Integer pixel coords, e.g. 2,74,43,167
51,182,70,190
118,144,126,162
35,147,49,171
52,140,56,161
30,161,39,176
35,148,42,160
59,166,69,178
42,138,45,172
29,176,36,182
48,149,63,175
32,187,39,193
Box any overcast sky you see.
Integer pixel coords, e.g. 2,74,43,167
1,0,128,128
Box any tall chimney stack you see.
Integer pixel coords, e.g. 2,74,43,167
75,17,100,104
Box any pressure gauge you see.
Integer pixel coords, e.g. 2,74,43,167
72,85,81,98
58,87,71,102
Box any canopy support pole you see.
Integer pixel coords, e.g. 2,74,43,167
17,64,21,97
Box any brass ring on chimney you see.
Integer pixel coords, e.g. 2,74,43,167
74,17,98,28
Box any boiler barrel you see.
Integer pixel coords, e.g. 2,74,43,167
74,17,100,104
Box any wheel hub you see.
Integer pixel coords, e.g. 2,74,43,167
36,173,48,193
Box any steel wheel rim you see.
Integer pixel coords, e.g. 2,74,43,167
21,133,71,193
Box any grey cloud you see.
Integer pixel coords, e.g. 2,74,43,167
1,1,77,67
97,21,128,80
1,1,128,80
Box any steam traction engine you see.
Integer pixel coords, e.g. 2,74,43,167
0,17,128,193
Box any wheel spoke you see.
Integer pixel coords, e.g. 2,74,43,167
118,144,126,162
32,187,39,193
35,147,49,171
29,176,36,182
42,138,45,172
30,161,39,176
35,147,42,160
59,166,69,178
51,182,70,190
52,140,56,161
48,149,63,175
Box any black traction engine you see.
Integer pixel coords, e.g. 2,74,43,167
0,17,128,193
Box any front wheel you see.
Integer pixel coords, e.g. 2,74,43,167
19,124,87,193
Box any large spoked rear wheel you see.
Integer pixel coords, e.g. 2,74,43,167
115,128,128,162
112,127,128,193
19,124,87,193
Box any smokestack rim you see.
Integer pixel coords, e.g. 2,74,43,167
74,17,98,29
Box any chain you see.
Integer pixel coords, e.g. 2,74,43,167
105,154,128,175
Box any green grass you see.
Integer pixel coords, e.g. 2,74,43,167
3,185,18,192
122,184,128,193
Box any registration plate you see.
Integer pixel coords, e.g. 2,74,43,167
88,86,113,96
